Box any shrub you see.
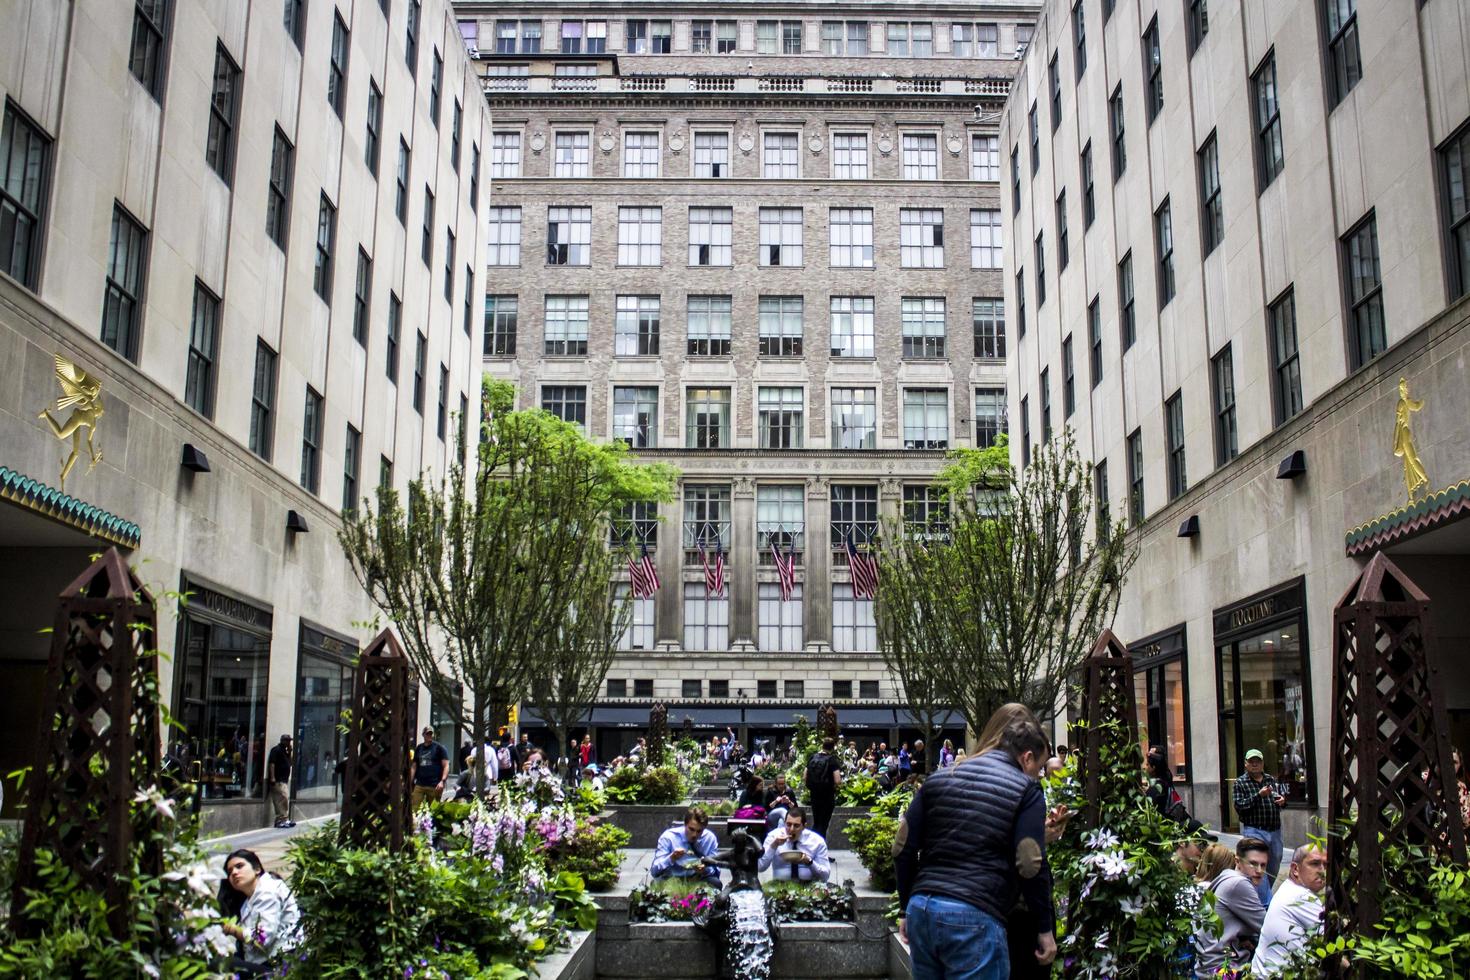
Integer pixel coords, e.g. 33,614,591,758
573,785,606,816
605,765,645,803
846,813,899,893
837,771,882,807
640,766,686,805
628,880,716,923
763,881,855,922
545,819,630,891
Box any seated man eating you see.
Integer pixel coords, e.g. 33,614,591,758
758,806,830,883
651,806,721,883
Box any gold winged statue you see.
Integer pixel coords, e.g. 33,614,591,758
38,354,104,492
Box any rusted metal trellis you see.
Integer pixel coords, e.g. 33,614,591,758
339,628,416,850
648,701,668,766
1325,552,1466,962
818,703,839,740
11,548,162,935
1076,629,1140,828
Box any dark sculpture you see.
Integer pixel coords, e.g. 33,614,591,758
694,828,777,978
339,628,416,850
1076,629,1140,830
648,701,669,766
817,703,838,740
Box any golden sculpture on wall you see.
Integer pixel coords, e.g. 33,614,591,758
38,354,105,492
1392,377,1429,503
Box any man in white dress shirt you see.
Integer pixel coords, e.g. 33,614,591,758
1250,844,1327,978
759,807,831,883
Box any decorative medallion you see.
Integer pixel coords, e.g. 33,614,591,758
38,354,104,492
737,132,756,154
598,131,616,154
807,135,824,154
946,133,964,156
668,132,686,154
528,131,546,154
877,134,894,156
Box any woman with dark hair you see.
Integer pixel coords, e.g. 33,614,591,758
217,849,301,974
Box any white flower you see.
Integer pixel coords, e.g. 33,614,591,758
1083,828,1120,851
202,923,236,958
133,786,176,821
1118,895,1145,916
163,861,216,899
1096,850,1131,880
143,964,160,978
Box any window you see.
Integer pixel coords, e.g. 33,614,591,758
487,207,521,265
1049,55,1062,132
1016,272,1026,338
972,298,1005,358
1093,460,1111,533
380,454,392,491
757,484,804,555
495,20,542,54
405,0,420,70
1344,213,1385,368
301,386,324,493
758,387,804,449
1254,53,1285,190
617,206,662,266
560,20,606,53
386,292,402,377
974,387,1005,449
365,81,383,175
615,295,660,356
757,585,804,652
1199,134,1223,255
832,584,876,652
1109,86,1127,179
693,132,729,178
463,266,474,336
544,295,589,356
971,134,998,181
887,22,933,57
541,385,586,427
0,102,52,289
1443,124,1470,300
1155,199,1175,306
469,144,480,209
831,388,877,449
759,208,803,266
547,206,591,266
684,583,729,650
1081,141,1096,227
952,23,998,58
420,186,433,263
484,295,517,357
450,100,462,171
900,208,944,268
1143,17,1164,123
1127,428,1144,525
832,679,852,699
709,679,729,698
683,485,730,550
1324,0,1361,106
284,0,305,48
830,297,875,359
903,389,948,449
1088,297,1103,388
101,205,148,361
247,341,277,459
606,678,627,697
901,297,946,359
394,139,409,223
755,20,803,55
681,679,703,699
833,133,869,179
1269,289,1303,425
1208,344,1239,466
902,134,939,180
904,485,948,539
614,501,659,548
184,281,219,418
130,0,170,98
1188,0,1209,53
204,44,241,184
342,424,361,514
1164,392,1186,499
633,679,654,698
443,228,454,301
763,133,800,179
829,208,874,268
1062,336,1076,417
1012,146,1021,214
686,388,732,447
823,21,870,55
687,295,732,355
756,680,777,698
313,193,336,301
545,131,588,179
412,332,426,412
428,48,443,124
688,207,732,266
831,484,878,550
626,19,670,54
692,20,736,54
491,131,521,178
616,588,655,651
1056,191,1070,270
970,209,1002,268
758,296,803,356
1029,103,1039,175
1039,369,1051,443
613,386,659,447
1119,252,1136,349
1020,395,1032,465
1073,1,1087,78
261,128,295,249
352,249,371,343
327,12,348,118
1035,233,1047,306
623,131,660,178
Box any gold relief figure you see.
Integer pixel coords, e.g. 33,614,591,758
38,354,105,492
1392,377,1428,503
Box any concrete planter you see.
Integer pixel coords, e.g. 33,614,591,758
604,804,695,849
531,929,596,980
600,919,888,979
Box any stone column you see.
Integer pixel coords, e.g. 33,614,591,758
731,477,757,650
804,477,832,651
879,476,903,527
655,502,682,650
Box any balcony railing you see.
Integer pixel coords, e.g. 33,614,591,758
483,72,1014,99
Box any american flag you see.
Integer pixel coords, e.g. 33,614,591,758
771,539,796,601
627,542,659,598
700,537,726,597
845,534,879,600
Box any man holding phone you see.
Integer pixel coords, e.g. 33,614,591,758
1233,748,1286,896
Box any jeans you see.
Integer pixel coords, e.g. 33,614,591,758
906,894,1009,980
1242,825,1283,883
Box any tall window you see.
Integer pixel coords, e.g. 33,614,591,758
205,44,241,184
974,388,1005,449
1143,17,1163,123
903,389,949,449
1028,103,1040,175
833,133,868,179
1035,233,1047,306
683,583,729,650
1442,124,1470,300
831,485,878,548
1049,55,1062,132
1165,393,1186,500
412,332,426,412
249,341,277,459
1062,336,1076,417
900,209,945,268
386,292,402,378
758,387,804,449
541,385,587,427
284,0,305,48
365,81,383,175
421,187,433,264
830,208,874,267
301,386,324,494
1094,461,1111,533
342,425,361,514
1057,191,1070,269
1119,252,1136,349
831,388,877,449
616,586,655,651
491,131,521,178
1127,428,1145,525
1199,133,1223,255
1188,0,1210,53
1016,272,1026,338
972,298,1005,359
546,206,591,266
688,207,732,266
429,49,443,124
1081,141,1096,227
758,584,803,652
757,485,804,554
1344,213,1385,368
449,99,462,170
902,134,940,180
686,388,732,448
1212,345,1238,465
759,208,803,266
544,295,589,356
623,132,660,178
558,20,605,53
129,0,171,98
970,209,1002,269
1324,0,1362,106
1269,288,1304,424
617,206,662,266
822,21,870,55
327,12,349,118
554,131,590,178
313,193,336,301
1155,198,1175,306
1073,1,1087,77
692,20,736,54
971,135,999,181
184,281,220,418
395,139,409,223
1012,146,1021,213
694,132,729,177
904,485,948,539
352,249,371,343
830,297,875,358
496,20,542,54
615,295,660,356
405,0,421,70
487,207,521,265
1109,85,1127,180
1039,368,1051,443
1253,53,1285,190
832,584,876,652
1088,297,1103,387
612,386,659,447
758,296,803,356
683,485,730,550
485,295,516,357
0,102,52,288
101,205,148,361
887,22,933,57
952,22,998,57
901,297,946,359
687,295,732,355
763,133,800,178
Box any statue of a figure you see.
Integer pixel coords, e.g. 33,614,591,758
693,828,777,978
38,354,104,492
1393,377,1429,503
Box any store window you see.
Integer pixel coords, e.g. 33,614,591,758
295,623,357,801
1129,625,1190,784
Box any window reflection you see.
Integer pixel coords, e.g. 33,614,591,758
173,617,270,800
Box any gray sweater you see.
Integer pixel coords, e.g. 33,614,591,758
1194,868,1267,978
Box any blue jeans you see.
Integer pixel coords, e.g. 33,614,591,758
906,894,1009,980
1242,825,1283,903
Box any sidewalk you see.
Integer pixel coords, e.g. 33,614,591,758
203,813,338,874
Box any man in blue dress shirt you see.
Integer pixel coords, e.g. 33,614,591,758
651,806,721,882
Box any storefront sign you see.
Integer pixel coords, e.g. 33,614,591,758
185,579,273,631
1129,624,1185,666
301,622,357,662
1212,580,1304,639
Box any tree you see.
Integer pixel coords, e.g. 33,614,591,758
338,378,676,797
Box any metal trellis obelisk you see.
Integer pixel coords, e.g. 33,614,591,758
818,703,839,740
1325,552,1466,961
1075,629,1140,828
11,547,162,935
339,628,416,850
648,701,668,767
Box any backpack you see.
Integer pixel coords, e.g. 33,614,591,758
497,746,512,770
804,752,832,794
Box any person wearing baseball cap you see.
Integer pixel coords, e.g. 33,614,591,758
1233,748,1286,905
411,726,450,812
266,735,295,828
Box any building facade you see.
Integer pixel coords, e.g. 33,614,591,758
1002,0,1470,838
459,0,1040,757
0,0,487,831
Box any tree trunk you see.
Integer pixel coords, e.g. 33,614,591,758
550,719,568,782
471,690,489,800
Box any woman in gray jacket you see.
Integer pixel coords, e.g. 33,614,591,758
1193,842,1267,979
218,848,301,975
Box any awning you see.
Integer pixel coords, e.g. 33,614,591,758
832,708,896,727
590,706,653,727
744,707,817,727
896,709,964,729
668,707,742,727
1345,479,1470,556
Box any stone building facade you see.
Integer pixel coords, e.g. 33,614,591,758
0,0,487,831
459,0,1041,756
1002,0,1470,838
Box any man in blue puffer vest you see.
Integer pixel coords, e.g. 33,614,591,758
893,709,1057,979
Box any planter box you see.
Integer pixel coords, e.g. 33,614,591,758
532,929,596,980
599,915,889,978
888,931,913,980
605,804,696,848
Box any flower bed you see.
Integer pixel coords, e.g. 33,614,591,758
627,879,855,924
